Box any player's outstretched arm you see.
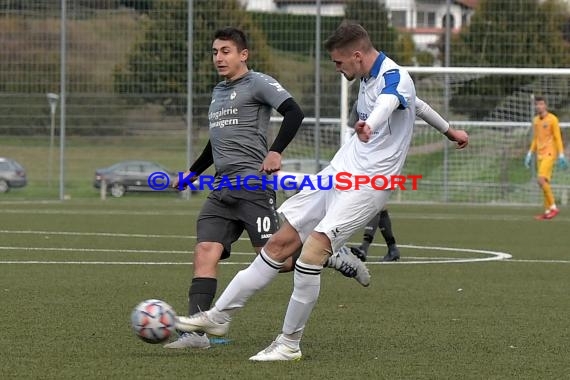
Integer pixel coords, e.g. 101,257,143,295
444,128,469,149
416,97,468,149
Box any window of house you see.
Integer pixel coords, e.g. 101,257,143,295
461,13,469,27
391,10,407,28
417,10,436,28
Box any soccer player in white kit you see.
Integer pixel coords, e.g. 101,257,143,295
175,21,469,361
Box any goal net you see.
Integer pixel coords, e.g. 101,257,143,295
270,67,570,205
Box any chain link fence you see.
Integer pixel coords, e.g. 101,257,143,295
1,0,569,203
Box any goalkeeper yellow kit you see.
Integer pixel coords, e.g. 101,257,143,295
529,112,564,181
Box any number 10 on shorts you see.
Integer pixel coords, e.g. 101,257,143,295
256,216,271,232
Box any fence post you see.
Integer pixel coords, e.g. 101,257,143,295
100,179,106,201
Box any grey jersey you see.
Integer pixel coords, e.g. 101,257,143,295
208,70,292,186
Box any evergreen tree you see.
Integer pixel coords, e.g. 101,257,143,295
114,0,274,120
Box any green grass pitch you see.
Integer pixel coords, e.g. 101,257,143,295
0,199,568,379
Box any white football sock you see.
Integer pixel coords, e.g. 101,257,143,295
214,248,283,314
208,307,231,324
277,334,301,350
282,260,322,341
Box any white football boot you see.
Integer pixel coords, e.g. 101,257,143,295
175,310,230,337
249,335,302,361
163,332,210,349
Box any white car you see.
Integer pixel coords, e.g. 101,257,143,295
0,157,27,193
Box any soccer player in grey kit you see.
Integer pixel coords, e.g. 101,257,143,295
165,27,369,349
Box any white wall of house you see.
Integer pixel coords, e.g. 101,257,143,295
241,0,476,51
241,0,277,12
385,0,473,51
240,0,345,16
277,4,345,16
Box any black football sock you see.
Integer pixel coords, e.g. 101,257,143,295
188,277,217,316
378,209,396,247
360,212,381,253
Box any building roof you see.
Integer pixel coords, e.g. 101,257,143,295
453,0,479,8
275,0,480,7
275,0,346,4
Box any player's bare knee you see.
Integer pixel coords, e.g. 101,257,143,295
193,242,223,277
537,177,547,186
254,245,294,271
265,222,302,262
298,233,332,266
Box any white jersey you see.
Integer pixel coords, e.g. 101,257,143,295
330,52,416,177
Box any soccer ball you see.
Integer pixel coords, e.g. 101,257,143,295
130,299,176,344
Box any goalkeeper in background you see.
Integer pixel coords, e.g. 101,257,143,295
525,96,568,220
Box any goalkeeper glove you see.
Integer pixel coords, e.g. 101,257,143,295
557,154,568,170
524,151,533,169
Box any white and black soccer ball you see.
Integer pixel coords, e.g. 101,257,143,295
131,299,176,344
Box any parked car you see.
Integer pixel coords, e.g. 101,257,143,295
277,158,330,198
94,160,195,198
0,157,27,193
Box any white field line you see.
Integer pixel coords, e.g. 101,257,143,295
2,208,569,222
0,259,567,265
0,244,513,265
0,229,195,239
0,209,199,216
5,228,569,265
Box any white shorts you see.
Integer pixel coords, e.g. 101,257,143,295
277,166,392,252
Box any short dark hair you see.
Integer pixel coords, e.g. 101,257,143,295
214,27,248,51
324,21,373,52
534,95,547,103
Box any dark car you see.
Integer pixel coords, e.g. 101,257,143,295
94,160,185,198
0,157,27,193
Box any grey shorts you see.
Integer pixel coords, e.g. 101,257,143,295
196,188,279,259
